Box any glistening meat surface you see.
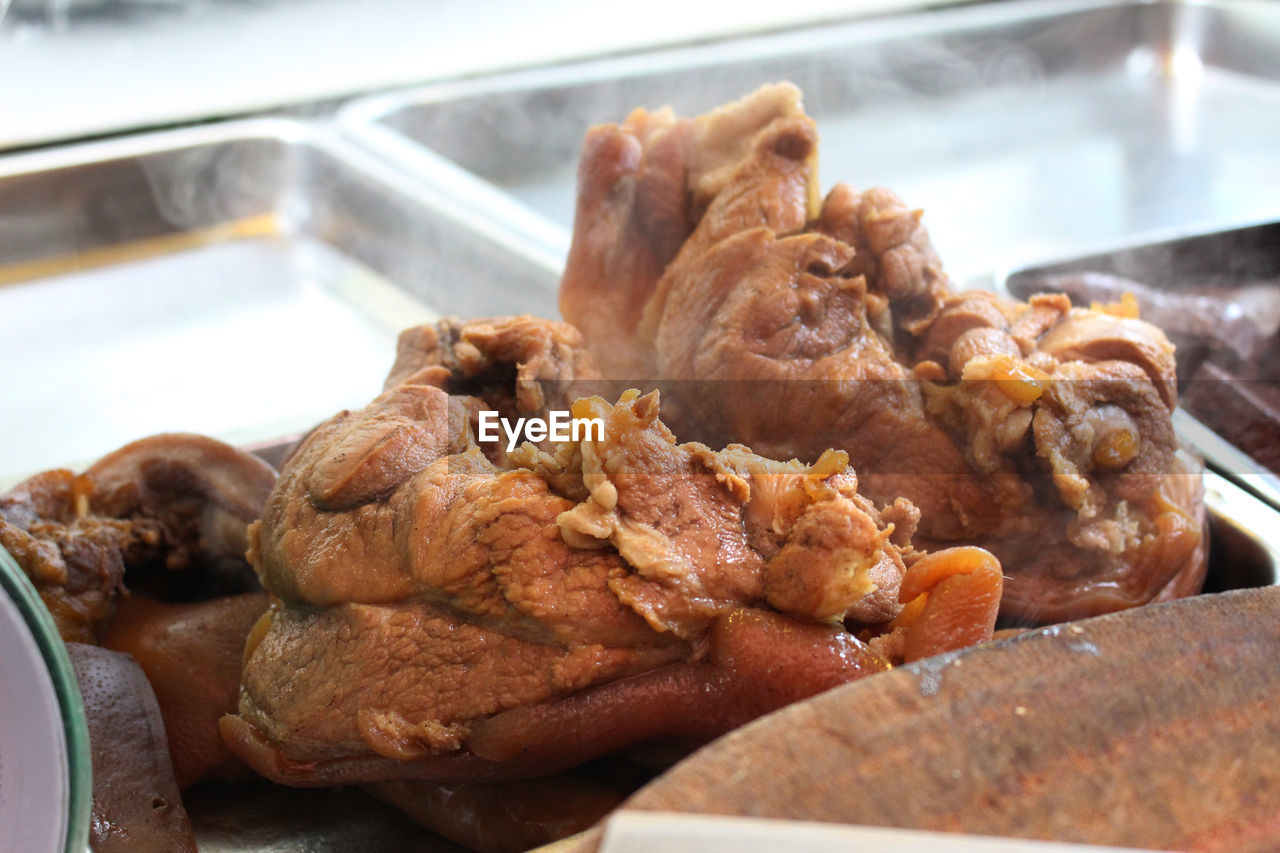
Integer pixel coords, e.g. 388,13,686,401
223,315,1001,787
559,83,1207,625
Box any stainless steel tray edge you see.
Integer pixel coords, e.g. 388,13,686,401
335,0,1280,288
1177,408,1280,513
1201,468,1280,589
337,0,1130,121
0,116,566,485
0,116,564,301
988,211,1280,300
337,117,571,273
0,116,317,179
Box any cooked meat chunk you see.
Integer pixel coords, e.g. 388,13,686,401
560,85,816,379
68,643,196,853
1,470,132,644
1009,270,1280,377
103,591,269,790
366,766,634,853
1,436,277,846
386,314,593,400
559,83,1206,624
0,434,276,642
224,315,993,789
1020,271,1280,477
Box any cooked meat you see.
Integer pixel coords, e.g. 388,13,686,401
86,433,277,569
366,767,633,853
385,314,594,401
0,436,276,849
103,591,269,790
559,83,1206,625
1025,272,1280,478
223,315,1000,790
1009,270,1280,376
0,434,276,642
68,642,196,853
560,85,816,379
1,470,132,644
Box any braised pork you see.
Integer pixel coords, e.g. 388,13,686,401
223,315,998,789
0,434,275,642
560,83,1206,624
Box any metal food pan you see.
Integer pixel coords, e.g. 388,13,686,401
339,0,1280,285
0,119,560,486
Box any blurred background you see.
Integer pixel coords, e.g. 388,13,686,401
0,0,944,150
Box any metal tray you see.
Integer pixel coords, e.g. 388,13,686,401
0,119,560,487
340,0,1280,286
2,1,1278,847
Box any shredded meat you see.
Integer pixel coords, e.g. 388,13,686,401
223,315,988,789
1,470,133,644
559,83,1206,625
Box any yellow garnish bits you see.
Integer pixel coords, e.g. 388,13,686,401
1090,291,1141,319
990,355,1051,404
1093,429,1140,469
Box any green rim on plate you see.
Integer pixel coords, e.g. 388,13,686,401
0,544,92,853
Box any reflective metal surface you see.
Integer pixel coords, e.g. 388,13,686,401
1200,470,1280,592
342,0,1280,285
0,119,559,485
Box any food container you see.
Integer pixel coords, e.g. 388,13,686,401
0,547,91,853
0,114,570,850
5,0,1280,848
0,118,561,488
339,0,1280,285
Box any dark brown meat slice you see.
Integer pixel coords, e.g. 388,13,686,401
558,83,1205,625
1182,359,1280,475
68,643,196,853
365,767,633,853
